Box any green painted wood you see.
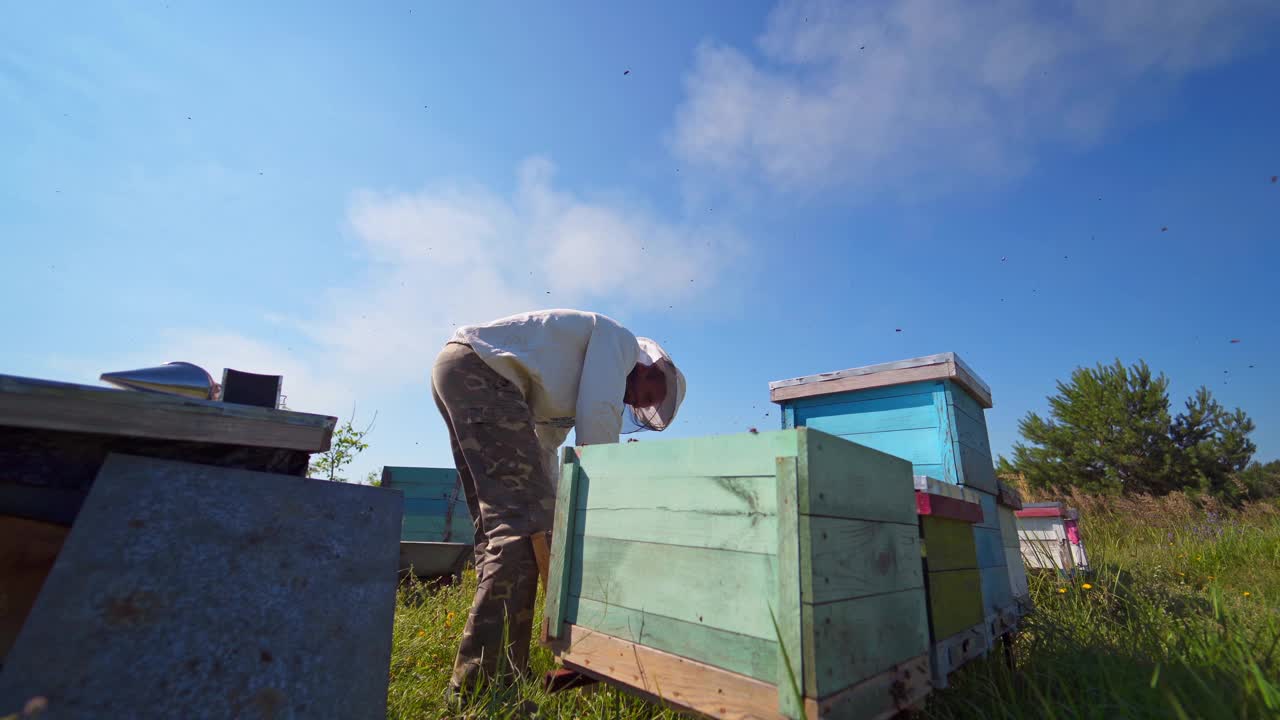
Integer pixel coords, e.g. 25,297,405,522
573,430,800,479
974,527,1006,569
998,505,1020,548
567,596,778,683
543,451,581,640
921,516,979,572
796,429,918,525
926,569,984,638
575,473,777,521
570,535,779,641
802,588,931,698
1005,547,1029,598
775,456,805,718
800,517,922,604
574,506,777,554
958,442,998,494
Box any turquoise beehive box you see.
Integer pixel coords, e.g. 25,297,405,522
770,353,1019,630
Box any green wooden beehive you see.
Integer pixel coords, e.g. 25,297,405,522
542,428,932,720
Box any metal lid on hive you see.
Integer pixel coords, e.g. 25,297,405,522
768,352,992,408
100,361,217,400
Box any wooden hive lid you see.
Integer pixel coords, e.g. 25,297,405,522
0,373,336,453
768,352,992,408
1015,501,1065,518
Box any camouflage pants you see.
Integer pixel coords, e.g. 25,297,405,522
431,342,555,692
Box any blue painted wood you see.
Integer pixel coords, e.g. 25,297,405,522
952,405,991,458
979,565,1014,615
973,492,1000,530
958,442,998,494
794,426,942,468
787,381,940,410
782,405,795,430
382,466,473,543
973,528,1006,569
792,393,936,435
933,385,962,486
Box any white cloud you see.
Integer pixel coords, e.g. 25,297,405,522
124,157,738,420
673,0,1279,193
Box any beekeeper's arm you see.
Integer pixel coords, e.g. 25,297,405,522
573,318,639,447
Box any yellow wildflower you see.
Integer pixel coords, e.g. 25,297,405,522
1082,583,1093,590
1243,592,1252,597
1208,575,1215,580
1057,588,1067,594
418,630,426,637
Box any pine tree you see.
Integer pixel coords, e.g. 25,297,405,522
1010,360,1175,494
1171,387,1256,499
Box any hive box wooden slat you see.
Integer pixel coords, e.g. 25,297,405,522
913,476,988,689
1016,503,1090,575
771,353,1022,642
381,467,474,580
542,428,931,720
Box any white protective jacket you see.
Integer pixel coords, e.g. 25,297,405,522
449,309,641,488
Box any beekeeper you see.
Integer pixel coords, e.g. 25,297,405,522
430,308,686,695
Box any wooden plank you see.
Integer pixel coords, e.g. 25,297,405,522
573,431,800,479
775,457,805,719
933,384,963,488
787,394,937,437
567,596,778,683
553,623,786,720
574,473,778,553
1,515,69,660
913,475,982,504
800,517,922,605
802,588,930,698
921,516,978,572
781,404,795,430
996,480,1023,510
926,570,984,639
772,364,953,404
973,491,999,530
542,451,581,641
915,493,983,523
570,537,778,641
575,506,776,554
769,353,992,409
942,382,987,425
1016,506,1064,518
1005,547,1029,600
930,625,988,690
787,381,938,410
998,506,1020,548
796,429,919,525
957,442,997,494
795,426,941,470
973,527,1006,569
979,566,1014,616
803,653,931,720
0,373,335,452
952,405,992,459
381,466,458,488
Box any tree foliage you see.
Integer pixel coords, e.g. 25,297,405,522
1009,359,1257,499
309,411,376,483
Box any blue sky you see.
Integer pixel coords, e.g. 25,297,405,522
4,1,1278,483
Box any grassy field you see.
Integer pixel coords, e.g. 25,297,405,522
387,494,1280,719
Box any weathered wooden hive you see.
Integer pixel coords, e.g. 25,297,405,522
1016,502,1090,575
380,466,474,579
542,428,932,720
912,475,987,688
769,353,1026,642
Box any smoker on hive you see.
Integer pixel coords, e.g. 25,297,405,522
430,309,686,696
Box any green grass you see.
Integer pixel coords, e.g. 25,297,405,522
387,497,1280,719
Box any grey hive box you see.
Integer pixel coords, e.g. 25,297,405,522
0,454,403,720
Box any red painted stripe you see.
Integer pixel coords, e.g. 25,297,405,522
1014,507,1062,518
915,492,983,523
